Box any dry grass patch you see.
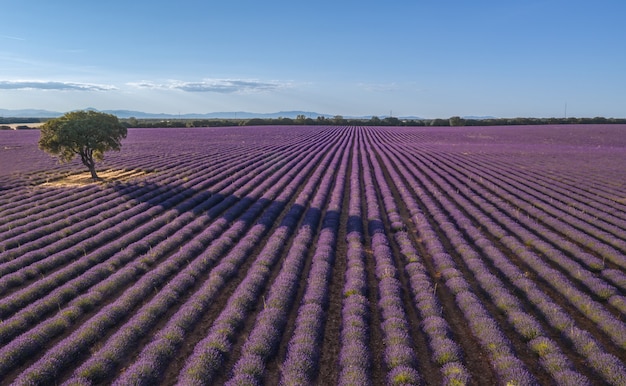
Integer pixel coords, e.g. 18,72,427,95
4,123,45,129
41,169,152,187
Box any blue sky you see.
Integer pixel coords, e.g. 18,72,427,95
1,0,625,118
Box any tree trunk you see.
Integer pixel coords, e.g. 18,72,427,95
79,148,100,181
89,165,100,180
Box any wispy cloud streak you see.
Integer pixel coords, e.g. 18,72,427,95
0,35,26,41
358,82,402,92
0,80,116,91
128,78,290,93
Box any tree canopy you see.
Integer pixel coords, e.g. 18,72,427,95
38,110,127,180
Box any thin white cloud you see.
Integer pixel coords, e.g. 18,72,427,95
57,48,87,54
0,80,116,91
128,78,290,93
358,82,402,92
0,35,26,41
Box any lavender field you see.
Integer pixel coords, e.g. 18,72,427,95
1,124,625,385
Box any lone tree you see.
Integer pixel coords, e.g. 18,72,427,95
39,110,127,180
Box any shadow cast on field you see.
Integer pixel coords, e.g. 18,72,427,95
111,180,225,215
109,178,292,231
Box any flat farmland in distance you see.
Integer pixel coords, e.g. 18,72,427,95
0,124,625,385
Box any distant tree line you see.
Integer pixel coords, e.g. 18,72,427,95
120,115,626,128
0,117,42,124
2,115,625,130
445,116,626,126
121,117,240,128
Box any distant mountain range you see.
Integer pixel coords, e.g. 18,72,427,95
0,108,495,120
0,108,430,120
0,109,62,118
0,108,333,119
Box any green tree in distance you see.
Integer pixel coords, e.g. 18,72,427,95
39,110,127,180
449,116,465,126
333,115,345,125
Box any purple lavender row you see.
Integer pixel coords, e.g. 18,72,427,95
365,128,535,385
0,146,252,244
0,212,172,344
336,129,372,386
100,128,348,379
445,151,626,255
225,131,350,385
412,149,626,345
455,211,626,383
441,143,625,226
0,127,280,241
0,137,308,348
178,128,348,385
396,232,473,385
0,172,199,305
453,220,596,385
0,171,59,201
389,139,614,284
466,151,626,235
0,175,85,219
179,127,346,384
0,126,312,304
63,132,331,385
366,128,501,384
0,192,166,298
473,146,626,225
0,185,110,240
394,124,625,216
374,139,589,384
0,180,169,266
8,251,197,383
412,141,615,320
418,150,622,297
384,139,626,384
9,130,332,385
0,163,163,221
364,131,471,384
358,133,422,386
602,269,626,294
108,130,342,386
4,136,282,262
278,128,350,385
0,140,301,338
0,145,223,228
0,127,181,195
395,140,626,384
454,149,626,254
0,139,313,378
485,158,626,233
464,167,625,298
0,146,255,306
0,148,272,310
0,150,241,266
2,139,294,316
535,153,626,195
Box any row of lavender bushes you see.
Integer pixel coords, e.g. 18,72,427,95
1,129,336,383
63,129,340,385
177,129,349,385
374,127,626,384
